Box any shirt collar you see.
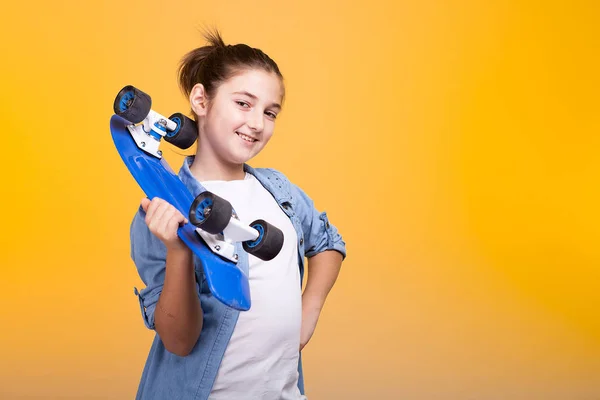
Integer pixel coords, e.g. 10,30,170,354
177,155,292,205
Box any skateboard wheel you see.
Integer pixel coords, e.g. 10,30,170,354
189,191,233,234
243,219,284,261
165,113,198,149
113,85,152,124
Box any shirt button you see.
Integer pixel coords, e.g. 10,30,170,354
300,238,304,245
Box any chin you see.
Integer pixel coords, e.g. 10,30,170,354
228,153,257,165
235,149,263,164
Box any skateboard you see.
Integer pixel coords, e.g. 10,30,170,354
110,85,284,311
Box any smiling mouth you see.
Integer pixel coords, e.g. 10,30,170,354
236,132,258,142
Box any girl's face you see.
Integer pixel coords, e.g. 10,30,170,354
192,69,283,167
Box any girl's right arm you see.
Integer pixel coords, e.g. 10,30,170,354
141,197,203,357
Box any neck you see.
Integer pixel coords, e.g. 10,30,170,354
189,151,246,182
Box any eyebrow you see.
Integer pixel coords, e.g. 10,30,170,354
233,91,281,110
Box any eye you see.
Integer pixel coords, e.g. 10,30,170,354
265,111,278,119
236,101,250,108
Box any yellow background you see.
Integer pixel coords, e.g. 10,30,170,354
1,1,599,399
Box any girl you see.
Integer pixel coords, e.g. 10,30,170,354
130,29,346,400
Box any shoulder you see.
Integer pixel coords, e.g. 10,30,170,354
247,166,293,195
248,166,317,213
249,166,291,184
249,166,307,198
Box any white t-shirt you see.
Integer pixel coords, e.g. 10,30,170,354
202,173,305,400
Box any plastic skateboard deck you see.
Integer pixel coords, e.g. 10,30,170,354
110,114,251,311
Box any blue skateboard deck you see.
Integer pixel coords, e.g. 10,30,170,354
110,114,251,311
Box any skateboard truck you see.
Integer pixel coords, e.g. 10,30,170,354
194,212,261,263
113,85,198,159
189,191,284,262
126,111,177,159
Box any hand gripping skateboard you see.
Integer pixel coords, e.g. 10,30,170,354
110,85,284,311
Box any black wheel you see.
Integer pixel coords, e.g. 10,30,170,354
243,220,284,261
113,85,152,124
165,113,198,149
189,192,233,234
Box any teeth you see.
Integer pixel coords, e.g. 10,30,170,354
237,132,256,142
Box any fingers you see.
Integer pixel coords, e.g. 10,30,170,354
141,197,189,245
141,197,151,212
147,200,172,234
165,211,185,236
152,200,172,226
143,197,159,222
156,206,179,238
144,197,169,225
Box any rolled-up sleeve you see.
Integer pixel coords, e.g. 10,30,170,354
290,184,347,260
130,206,168,330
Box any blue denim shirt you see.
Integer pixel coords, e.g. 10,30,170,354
130,156,347,400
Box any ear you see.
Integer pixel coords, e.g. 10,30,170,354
190,83,208,117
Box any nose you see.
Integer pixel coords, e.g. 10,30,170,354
247,109,264,132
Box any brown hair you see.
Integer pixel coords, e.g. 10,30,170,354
178,29,284,116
